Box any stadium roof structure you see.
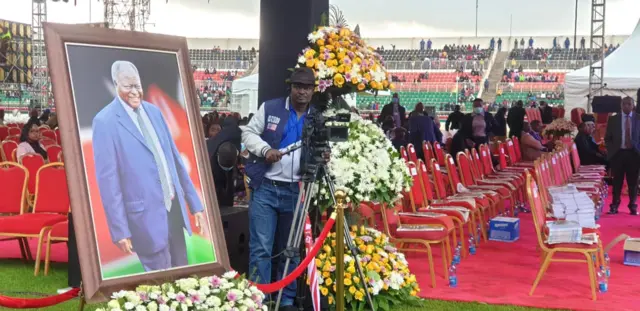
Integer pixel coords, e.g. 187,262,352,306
564,19,640,113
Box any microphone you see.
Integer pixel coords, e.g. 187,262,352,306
280,141,302,156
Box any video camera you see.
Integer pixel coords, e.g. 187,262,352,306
300,92,351,180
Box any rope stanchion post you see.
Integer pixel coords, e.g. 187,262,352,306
334,190,346,311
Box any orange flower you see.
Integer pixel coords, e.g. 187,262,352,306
357,83,366,91
317,39,325,46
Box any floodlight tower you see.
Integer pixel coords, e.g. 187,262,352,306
588,0,606,113
103,0,151,31
32,0,48,107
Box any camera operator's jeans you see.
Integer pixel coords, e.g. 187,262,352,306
249,180,301,306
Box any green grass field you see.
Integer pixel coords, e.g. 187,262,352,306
0,259,558,311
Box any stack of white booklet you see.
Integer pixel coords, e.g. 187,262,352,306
546,220,582,244
550,189,596,228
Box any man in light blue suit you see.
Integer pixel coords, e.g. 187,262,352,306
92,60,206,272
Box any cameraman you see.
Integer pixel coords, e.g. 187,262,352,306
241,67,315,310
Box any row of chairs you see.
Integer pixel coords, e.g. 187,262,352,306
0,161,70,276
0,125,60,143
361,136,607,299
356,139,530,287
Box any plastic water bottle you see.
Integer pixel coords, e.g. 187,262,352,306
453,243,461,265
597,266,608,293
468,235,476,255
448,262,458,288
604,253,611,278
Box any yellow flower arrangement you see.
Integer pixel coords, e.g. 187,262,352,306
312,225,420,311
296,26,394,94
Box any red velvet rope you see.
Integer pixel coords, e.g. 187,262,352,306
245,212,337,294
0,288,81,309
0,214,336,307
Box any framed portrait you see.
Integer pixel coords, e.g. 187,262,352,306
43,22,229,302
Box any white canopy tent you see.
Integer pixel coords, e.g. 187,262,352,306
230,73,259,117
564,19,640,114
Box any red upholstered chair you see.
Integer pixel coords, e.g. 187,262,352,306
1,140,18,162
571,108,586,126
46,145,62,164
34,220,69,276
413,160,472,257
0,126,8,141
54,129,61,145
433,142,446,166
379,197,454,288
0,162,31,260
422,141,434,165
40,139,57,148
456,152,511,216
41,130,57,142
400,145,408,161
8,127,20,137
4,135,20,144
525,171,600,301
38,126,50,132
0,163,69,245
20,153,46,205
406,143,419,163
0,162,28,215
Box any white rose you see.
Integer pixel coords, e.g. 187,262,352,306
124,302,135,310
108,300,122,309
147,302,158,311
135,306,147,311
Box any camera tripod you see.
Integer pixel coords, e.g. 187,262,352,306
274,164,375,311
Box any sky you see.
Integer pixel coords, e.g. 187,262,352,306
0,0,639,38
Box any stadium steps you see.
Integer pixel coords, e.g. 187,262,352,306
483,51,510,103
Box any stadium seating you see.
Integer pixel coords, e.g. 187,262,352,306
509,48,601,61
188,49,256,61
494,92,564,105
377,48,492,62
356,91,476,111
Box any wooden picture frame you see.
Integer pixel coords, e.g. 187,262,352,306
43,22,229,302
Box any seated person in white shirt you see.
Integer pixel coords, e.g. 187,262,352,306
16,121,48,162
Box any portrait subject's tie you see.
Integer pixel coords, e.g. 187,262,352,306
135,108,172,212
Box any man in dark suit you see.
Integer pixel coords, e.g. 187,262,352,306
377,93,406,128
575,122,607,166
604,96,640,215
539,101,553,124
507,100,526,138
93,61,206,272
445,105,464,131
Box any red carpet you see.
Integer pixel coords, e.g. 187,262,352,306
406,190,640,311
1,191,639,310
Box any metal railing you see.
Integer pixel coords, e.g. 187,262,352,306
384,60,487,71
496,82,565,93
502,59,592,70
194,80,233,90
392,82,480,92
190,60,253,70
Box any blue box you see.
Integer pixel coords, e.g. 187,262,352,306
489,217,520,242
623,238,640,267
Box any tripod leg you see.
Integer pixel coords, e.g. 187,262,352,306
275,182,316,310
